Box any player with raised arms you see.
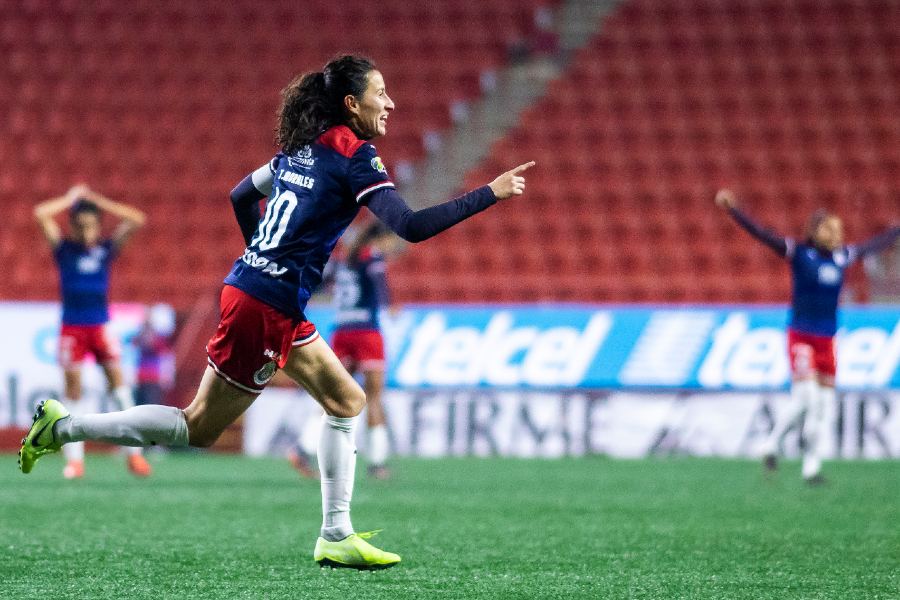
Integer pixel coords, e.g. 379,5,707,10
20,55,534,569
34,185,152,479
715,189,899,484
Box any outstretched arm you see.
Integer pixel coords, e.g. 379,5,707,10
230,164,274,245
366,161,535,243
715,189,791,258
34,188,79,248
849,226,900,262
74,185,147,250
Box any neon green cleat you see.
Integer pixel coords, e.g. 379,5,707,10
314,530,401,570
19,399,69,474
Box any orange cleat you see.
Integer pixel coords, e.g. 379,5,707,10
63,459,85,479
127,453,152,477
288,449,319,479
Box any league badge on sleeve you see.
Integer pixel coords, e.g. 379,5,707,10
371,156,388,175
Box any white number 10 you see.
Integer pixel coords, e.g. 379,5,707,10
252,188,298,250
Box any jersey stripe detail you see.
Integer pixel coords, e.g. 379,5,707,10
356,181,395,203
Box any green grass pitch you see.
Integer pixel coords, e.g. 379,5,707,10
0,453,897,599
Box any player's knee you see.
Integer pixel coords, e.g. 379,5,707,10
331,389,366,418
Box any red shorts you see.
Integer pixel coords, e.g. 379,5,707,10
331,328,385,372
206,285,319,394
59,324,121,368
787,328,836,381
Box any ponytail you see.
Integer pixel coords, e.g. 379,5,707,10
276,55,377,154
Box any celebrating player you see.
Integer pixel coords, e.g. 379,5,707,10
33,185,152,479
715,189,899,484
21,55,534,569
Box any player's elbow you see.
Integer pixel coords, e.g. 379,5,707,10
130,212,147,227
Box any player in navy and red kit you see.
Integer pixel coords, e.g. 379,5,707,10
22,55,535,569
716,189,899,483
330,222,399,479
33,184,152,479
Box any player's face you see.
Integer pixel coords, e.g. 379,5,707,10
347,70,394,139
815,216,843,251
72,212,101,246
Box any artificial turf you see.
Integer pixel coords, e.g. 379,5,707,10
0,453,896,599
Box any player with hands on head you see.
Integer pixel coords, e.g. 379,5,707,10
33,184,151,479
21,54,534,570
715,189,899,484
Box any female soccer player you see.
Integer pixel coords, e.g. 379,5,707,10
34,185,151,479
715,189,899,484
21,55,534,569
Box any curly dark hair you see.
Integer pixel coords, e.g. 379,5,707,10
277,55,376,154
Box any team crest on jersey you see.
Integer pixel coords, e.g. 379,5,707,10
371,156,387,174
253,359,278,386
289,145,315,169
818,264,841,285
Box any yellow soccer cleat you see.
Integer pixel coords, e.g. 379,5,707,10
19,399,69,474
314,530,401,570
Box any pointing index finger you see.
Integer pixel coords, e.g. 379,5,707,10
510,161,536,175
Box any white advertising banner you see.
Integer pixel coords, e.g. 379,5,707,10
0,302,145,427
244,388,900,459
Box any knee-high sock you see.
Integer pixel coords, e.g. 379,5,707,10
761,379,816,456
61,397,85,461
367,424,390,466
802,384,832,479
318,415,357,541
54,405,189,448
110,386,143,455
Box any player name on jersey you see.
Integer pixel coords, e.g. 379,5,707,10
277,170,315,189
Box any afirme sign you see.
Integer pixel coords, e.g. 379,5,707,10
246,389,900,459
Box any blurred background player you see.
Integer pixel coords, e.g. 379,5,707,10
289,222,401,480
134,304,176,407
715,189,899,484
34,184,152,478
21,55,534,569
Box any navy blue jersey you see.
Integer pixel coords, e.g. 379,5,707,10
787,241,859,336
333,245,389,330
54,239,116,325
224,126,394,319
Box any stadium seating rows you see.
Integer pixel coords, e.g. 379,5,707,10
390,0,899,303
1,0,555,307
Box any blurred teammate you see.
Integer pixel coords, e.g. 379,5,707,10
134,305,176,407
716,189,899,484
21,55,534,569
289,222,400,480
34,185,151,478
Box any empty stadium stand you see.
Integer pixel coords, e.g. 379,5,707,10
2,0,897,309
1,0,555,307
392,0,900,303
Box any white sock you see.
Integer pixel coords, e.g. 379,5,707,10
802,384,832,479
63,440,85,461
62,398,85,462
318,415,357,541
367,424,390,467
54,405,189,447
761,379,816,456
112,385,135,410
